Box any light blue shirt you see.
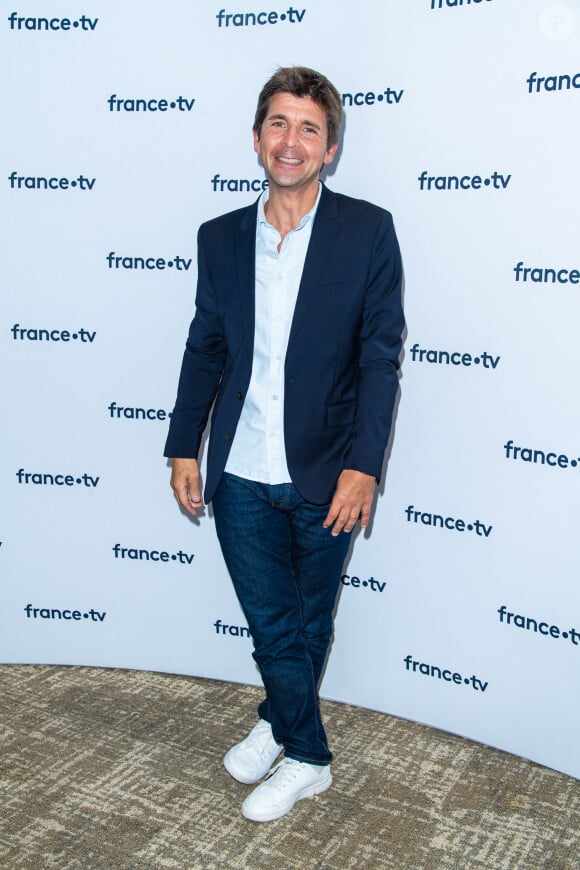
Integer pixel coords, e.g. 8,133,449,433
225,183,322,483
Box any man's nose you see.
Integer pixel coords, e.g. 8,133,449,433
282,124,300,147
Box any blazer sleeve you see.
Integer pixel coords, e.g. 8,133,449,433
346,210,404,479
163,227,226,459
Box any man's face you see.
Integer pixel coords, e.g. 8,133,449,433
253,92,338,194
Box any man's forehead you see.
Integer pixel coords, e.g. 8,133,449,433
266,92,327,122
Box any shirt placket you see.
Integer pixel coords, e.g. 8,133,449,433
265,236,289,480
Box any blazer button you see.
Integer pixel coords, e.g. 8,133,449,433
237,391,243,400
225,432,232,441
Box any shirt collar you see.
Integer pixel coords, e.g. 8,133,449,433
257,181,322,233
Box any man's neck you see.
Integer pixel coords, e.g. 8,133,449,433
264,180,320,241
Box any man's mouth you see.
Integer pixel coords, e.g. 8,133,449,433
275,156,303,165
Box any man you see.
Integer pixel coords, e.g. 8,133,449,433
164,66,404,822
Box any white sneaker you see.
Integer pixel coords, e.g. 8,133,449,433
241,757,332,822
223,719,282,784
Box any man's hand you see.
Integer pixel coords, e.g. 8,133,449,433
323,469,376,537
170,458,204,516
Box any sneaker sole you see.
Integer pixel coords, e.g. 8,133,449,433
241,772,332,822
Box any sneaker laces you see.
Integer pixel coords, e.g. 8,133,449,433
264,758,303,787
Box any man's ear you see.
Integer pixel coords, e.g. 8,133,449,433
323,142,339,166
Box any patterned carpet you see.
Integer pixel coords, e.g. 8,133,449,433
0,665,578,869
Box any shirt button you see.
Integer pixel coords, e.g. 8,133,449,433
272,394,278,400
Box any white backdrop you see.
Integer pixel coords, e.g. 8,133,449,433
2,1,579,780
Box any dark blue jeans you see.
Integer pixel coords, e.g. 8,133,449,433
212,473,351,765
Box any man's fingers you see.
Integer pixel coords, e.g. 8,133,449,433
170,458,203,517
174,483,198,516
344,506,363,533
323,494,346,530
323,500,358,536
177,485,201,516
359,501,372,528
323,469,376,535
332,505,362,536
322,502,339,529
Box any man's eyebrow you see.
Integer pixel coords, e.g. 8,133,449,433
266,112,322,130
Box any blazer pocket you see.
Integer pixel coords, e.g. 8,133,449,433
326,400,356,429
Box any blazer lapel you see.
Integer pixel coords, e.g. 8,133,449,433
288,185,339,344
235,200,258,345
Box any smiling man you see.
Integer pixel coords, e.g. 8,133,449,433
164,67,404,822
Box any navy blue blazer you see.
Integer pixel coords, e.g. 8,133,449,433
164,184,404,505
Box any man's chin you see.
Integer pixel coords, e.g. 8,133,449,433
267,172,317,192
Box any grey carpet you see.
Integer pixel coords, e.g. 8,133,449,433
0,665,578,869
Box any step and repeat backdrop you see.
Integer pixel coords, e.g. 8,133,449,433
2,1,579,779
